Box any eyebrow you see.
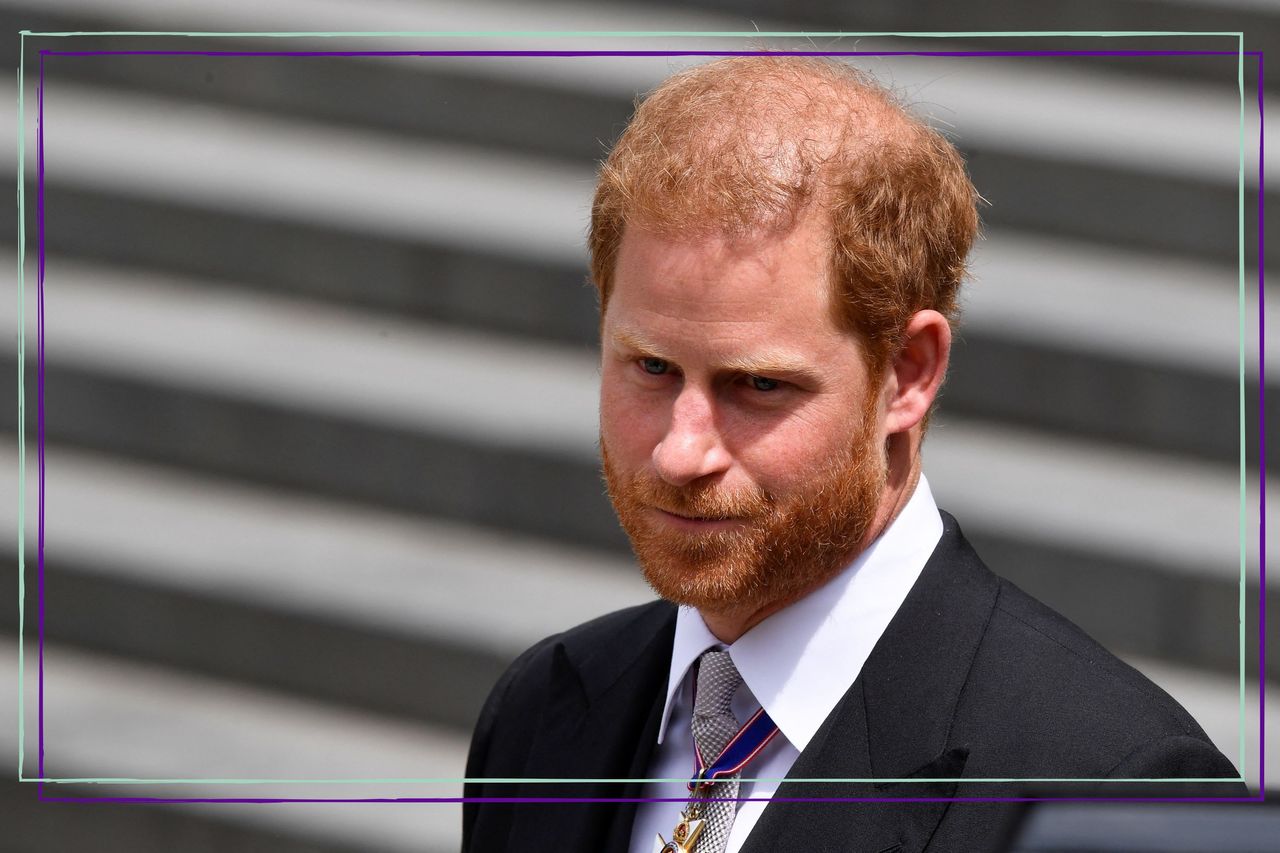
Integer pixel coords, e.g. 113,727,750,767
720,352,816,377
610,327,667,358
610,326,818,379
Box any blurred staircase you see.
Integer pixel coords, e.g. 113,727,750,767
2,1,1275,850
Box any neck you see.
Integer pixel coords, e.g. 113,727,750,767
699,436,921,644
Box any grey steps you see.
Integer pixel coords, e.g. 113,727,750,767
629,0,1271,86
966,146,1256,266
1,777,384,853
20,60,1270,267
14,362,624,550
1,436,651,731
13,0,1264,105
4,8,1273,836
1,638,467,852
28,149,1265,323
0,13,1271,853
26,186,602,350
16,558,521,732
0,26,635,164
945,334,1271,468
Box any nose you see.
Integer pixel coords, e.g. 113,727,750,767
652,383,731,487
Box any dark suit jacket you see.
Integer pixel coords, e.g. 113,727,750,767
462,512,1246,852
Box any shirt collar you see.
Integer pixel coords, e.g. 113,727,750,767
656,605,723,744
655,474,943,749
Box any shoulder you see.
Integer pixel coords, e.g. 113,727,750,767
494,599,677,701
464,599,675,768
955,571,1236,779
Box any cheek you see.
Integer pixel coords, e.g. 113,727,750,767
599,373,661,461
736,446,810,497
735,407,863,490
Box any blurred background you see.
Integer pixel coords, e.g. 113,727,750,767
1,1,1274,851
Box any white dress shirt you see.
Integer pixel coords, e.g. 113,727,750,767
628,475,944,853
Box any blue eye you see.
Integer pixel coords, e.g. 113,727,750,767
641,357,669,375
749,375,780,392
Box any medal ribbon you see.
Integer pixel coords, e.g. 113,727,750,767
688,706,780,791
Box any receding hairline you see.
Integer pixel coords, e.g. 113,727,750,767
598,56,940,243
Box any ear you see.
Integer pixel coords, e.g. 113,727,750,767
883,309,951,435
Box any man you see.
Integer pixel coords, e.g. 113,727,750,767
461,56,1243,853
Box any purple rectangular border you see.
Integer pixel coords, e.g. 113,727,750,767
27,46,1259,804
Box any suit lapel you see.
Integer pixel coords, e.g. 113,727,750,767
743,513,999,852
860,512,998,782
508,601,677,852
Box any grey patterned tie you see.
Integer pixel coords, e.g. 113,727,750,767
688,650,744,853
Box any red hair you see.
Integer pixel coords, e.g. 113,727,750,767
589,55,979,376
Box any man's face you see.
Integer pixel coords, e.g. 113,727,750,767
599,216,890,618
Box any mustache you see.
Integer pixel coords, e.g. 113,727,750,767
629,475,772,519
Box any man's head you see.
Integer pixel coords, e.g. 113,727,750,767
592,57,979,640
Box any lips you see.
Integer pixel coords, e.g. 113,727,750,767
663,510,729,521
653,508,746,529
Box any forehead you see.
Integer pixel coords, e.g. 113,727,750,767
606,220,841,342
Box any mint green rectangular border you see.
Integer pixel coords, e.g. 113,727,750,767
15,29,1253,788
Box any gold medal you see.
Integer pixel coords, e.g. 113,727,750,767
652,804,706,853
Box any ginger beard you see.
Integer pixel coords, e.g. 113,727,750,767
601,397,887,617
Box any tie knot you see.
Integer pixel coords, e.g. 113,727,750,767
694,650,742,716
692,650,743,761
